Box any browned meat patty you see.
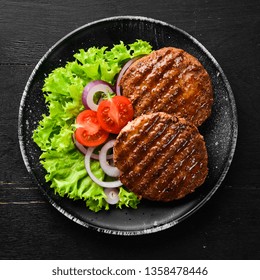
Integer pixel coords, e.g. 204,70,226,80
120,47,213,127
113,112,208,202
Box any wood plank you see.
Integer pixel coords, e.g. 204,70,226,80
0,183,43,204
0,0,259,65
0,65,33,185
0,187,259,259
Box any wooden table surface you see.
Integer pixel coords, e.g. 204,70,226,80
1,0,259,260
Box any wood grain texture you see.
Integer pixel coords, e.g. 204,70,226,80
0,0,259,259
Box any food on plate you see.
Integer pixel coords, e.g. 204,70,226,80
113,112,208,201
74,94,134,146
97,95,134,134
33,39,212,212
119,47,213,127
33,40,152,212
75,110,109,147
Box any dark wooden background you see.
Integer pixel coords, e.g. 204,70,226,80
1,0,259,260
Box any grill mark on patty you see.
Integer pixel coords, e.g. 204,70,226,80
143,64,187,114
121,122,169,172
164,156,207,201
172,90,202,122
155,135,205,201
187,77,213,124
145,142,199,200
189,98,210,124
134,60,184,115
122,122,187,192
142,50,180,85
121,51,165,91
118,116,181,175
182,84,212,125
120,47,213,127
135,61,201,118
114,114,164,170
156,67,211,126
121,123,198,195
134,48,182,87
114,112,209,202
132,54,185,115
122,50,183,111
135,127,198,197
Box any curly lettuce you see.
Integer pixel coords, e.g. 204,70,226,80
33,40,153,212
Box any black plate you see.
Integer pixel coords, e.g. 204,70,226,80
18,16,238,235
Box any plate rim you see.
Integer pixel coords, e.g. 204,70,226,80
18,15,238,235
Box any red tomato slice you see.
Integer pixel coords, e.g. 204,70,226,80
75,110,109,147
97,96,134,134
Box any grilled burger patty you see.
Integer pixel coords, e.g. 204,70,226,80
113,112,208,202
120,47,213,127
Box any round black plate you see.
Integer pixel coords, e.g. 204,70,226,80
18,16,238,235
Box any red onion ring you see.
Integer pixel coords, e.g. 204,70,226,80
82,80,114,110
85,147,122,188
99,140,120,177
104,188,119,205
115,57,140,96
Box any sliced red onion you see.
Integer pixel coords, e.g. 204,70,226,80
82,80,114,110
85,147,122,188
115,57,140,96
99,140,120,177
104,188,119,205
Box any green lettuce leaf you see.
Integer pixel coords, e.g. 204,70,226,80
33,40,153,212
117,187,141,209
